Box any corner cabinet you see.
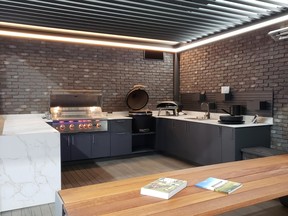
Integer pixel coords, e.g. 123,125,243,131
156,119,221,165
156,118,271,165
187,122,222,165
109,119,132,156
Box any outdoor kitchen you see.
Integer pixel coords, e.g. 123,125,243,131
0,0,288,216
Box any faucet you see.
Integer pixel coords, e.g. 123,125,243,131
201,102,210,119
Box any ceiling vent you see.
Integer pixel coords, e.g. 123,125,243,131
268,27,288,41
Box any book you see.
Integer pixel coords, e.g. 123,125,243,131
140,177,187,199
195,177,242,194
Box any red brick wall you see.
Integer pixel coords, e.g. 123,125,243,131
180,22,288,151
0,38,173,114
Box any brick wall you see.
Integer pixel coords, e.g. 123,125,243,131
180,22,288,151
0,38,173,114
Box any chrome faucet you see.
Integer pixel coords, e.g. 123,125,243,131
201,102,210,119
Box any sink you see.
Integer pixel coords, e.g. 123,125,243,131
185,117,208,120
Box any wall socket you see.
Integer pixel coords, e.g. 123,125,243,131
221,86,230,94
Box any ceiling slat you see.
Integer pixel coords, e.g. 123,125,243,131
0,0,287,43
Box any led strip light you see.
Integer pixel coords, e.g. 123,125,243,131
0,13,287,53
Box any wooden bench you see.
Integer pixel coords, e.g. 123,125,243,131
56,154,288,216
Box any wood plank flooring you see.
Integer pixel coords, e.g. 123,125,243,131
1,153,287,216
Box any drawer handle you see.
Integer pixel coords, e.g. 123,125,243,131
116,132,126,135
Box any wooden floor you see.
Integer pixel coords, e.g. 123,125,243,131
1,153,288,216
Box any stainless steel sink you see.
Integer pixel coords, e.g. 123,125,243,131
185,117,208,120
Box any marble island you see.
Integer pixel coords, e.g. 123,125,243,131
0,114,61,212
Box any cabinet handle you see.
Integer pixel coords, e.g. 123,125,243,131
92,135,95,144
116,132,126,135
116,120,124,123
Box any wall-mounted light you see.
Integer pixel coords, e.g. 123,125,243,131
176,13,288,52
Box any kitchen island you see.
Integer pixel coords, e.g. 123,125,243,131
0,114,61,212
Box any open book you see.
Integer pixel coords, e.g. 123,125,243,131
140,177,187,199
195,177,242,194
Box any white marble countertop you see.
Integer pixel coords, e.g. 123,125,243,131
0,111,273,135
154,111,273,128
1,114,59,135
104,111,273,128
105,112,132,120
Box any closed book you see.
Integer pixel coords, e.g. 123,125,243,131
140,177,187,199
195,177,242,194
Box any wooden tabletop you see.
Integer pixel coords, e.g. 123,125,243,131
58,154,288,216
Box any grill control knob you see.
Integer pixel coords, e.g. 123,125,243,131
79,124,83,129
83,124,88,129
69,124,75,130
59,124,65,130
96,123,101,128
88,123,93,129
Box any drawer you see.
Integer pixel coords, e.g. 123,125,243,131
109,119,132,133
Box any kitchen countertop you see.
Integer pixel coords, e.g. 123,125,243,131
1,114,58,135
155,115,272,128
105,111,273,128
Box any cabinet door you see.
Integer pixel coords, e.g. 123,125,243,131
92,132,110,158
187,122,222,165
60,134,71,162
70,133,92,160
169,120,188,159
155,119,170,151
110,133,132,156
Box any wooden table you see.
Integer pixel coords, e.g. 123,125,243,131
57,154,288,216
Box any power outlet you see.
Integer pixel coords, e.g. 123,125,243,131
221,86,230,94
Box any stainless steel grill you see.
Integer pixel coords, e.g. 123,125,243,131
49,90,107,133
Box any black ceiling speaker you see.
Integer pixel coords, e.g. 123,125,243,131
144,50,164,60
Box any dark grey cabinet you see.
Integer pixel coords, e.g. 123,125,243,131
60,134,71,162
61,132,110,162
60,133,92,162
186,122,222,165
221,126,270,162
155,118,169,152
110,119,132,156
91,132,110,158
156,118,271,165
71,133,92,160
156,119,189,159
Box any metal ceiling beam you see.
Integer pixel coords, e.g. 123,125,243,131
0,0,232,28
0,6,220,34
22,0,234,25
79,0,248,22
0,0,287,43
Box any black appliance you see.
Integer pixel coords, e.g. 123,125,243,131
219,109,244,124
157,101,183,116
126,85,154,133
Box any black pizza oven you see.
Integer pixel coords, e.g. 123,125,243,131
126,85,154,133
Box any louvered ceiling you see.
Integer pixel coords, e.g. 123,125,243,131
0,0,287,45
